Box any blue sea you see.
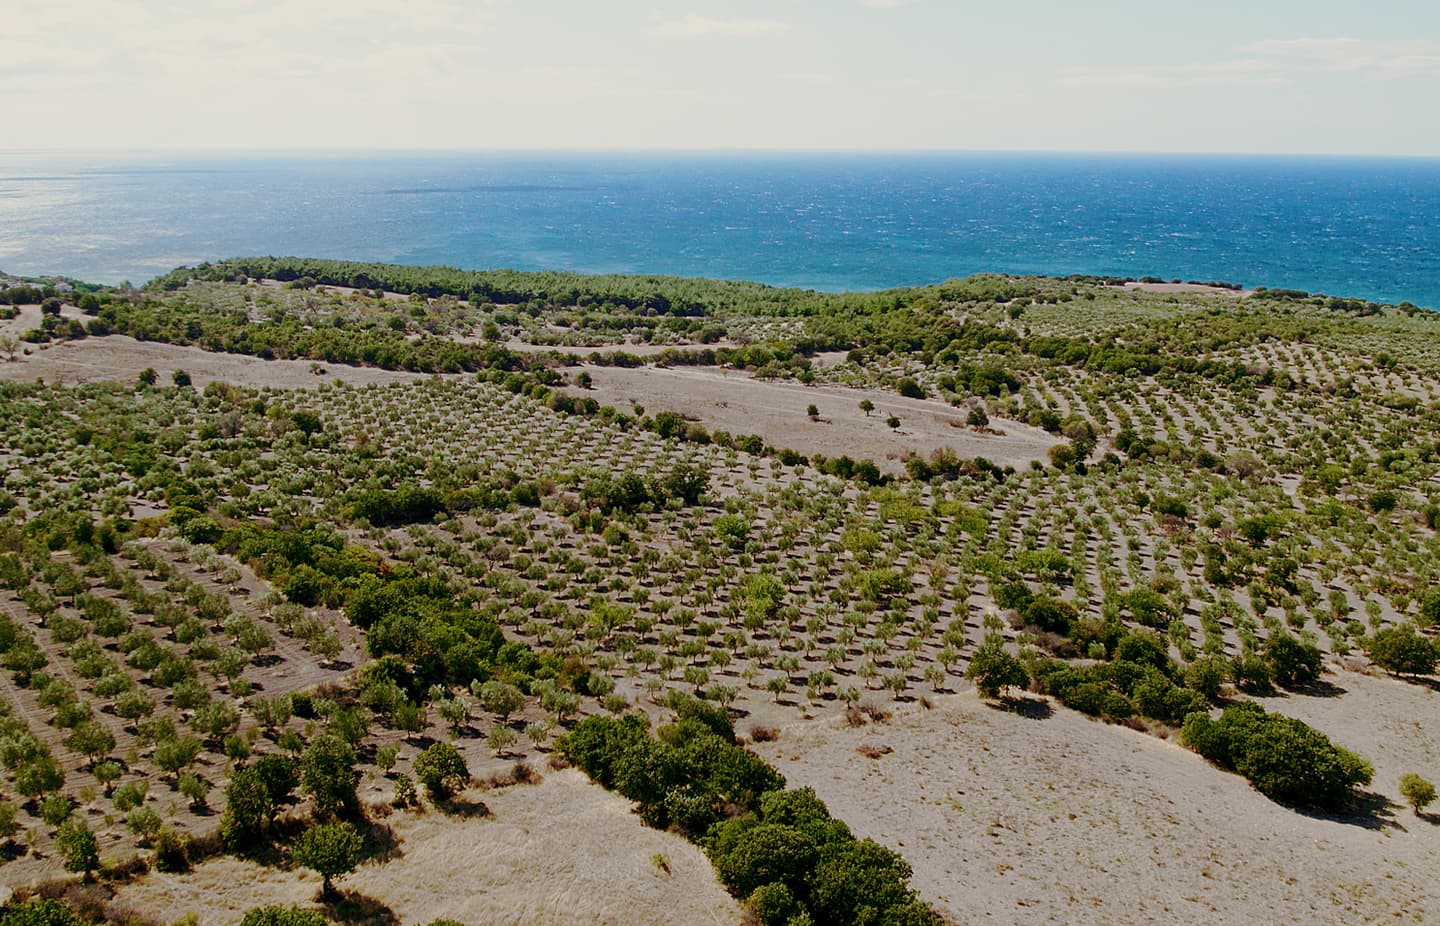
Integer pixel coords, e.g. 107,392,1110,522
1,150,1438,308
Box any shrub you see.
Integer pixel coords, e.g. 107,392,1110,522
1183,655,1228,698
239,907,328,926
0,899,83,926
1262,633,1323,689
964,636,1028,700
1366,625,1439,676
895,377,926,399
1399,773,1436,815
413,742,469,800
1022,597,1078,635
1229,653,1275,693
153,827,192,872
1182,703,1372,810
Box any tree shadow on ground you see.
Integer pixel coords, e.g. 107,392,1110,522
434,795,491,819
321,889,400,926
1289,678,1348,698
1293,790,1402,832
986,696,1053,720
359,818,404,864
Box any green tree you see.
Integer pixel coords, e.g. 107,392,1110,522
706,818,817,898
1366,625,1439,676
476,680,524,722
0,800,18,842
64,720,114,764
301,734,360,818
55,817,99,879
0,899,83,926
858,399,874,417
1183,655,1228,699
1262,633,1322,689
1400,773,1436,815
179,772,211,808
220,765,274,850
252,753,300,804
14,755,64,798
413,741,469,800
292,821,363,898
965,635,1028,699
154,736,203,778
239,906,328,926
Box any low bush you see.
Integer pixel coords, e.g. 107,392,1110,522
1181,702,1372,810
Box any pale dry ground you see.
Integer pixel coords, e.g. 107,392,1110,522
0,303,49,342
112,769,742,926
0,335,426,389
572,365,1061,474
504,338,744,357
753,687,1440,926
1122,282,1250,297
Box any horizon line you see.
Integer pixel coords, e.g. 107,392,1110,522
3,146,1439,161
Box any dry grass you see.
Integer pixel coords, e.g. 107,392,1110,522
0,335,425,389
573,364,1060,473
112,769,742,926
753,688,1440,926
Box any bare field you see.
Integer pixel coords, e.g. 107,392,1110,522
572,364,1061,473
1122,282,1249,297
754,688,1440,926
113,769,742,926
0,336,425,390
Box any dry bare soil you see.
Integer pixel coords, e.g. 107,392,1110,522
575,364,1060,474
0,333,423,390
755,682,1440,926
112,769,741,926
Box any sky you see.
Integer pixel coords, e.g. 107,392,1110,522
3,0,1439,155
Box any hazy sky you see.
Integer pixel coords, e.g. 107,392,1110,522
5,0,1439,154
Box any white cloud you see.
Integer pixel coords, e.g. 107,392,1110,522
1237,37,1440,78
651,13,789,38
1063,36,1440,89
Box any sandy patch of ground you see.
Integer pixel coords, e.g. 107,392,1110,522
572,365,1060,473
753,690,1440,926
0,304,48,343
1122,282,1249,297
111,769,741,926
504,339,744,358
0,336,425,390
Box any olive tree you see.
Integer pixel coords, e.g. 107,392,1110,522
292,821,363,898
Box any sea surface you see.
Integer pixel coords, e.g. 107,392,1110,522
1,150,1438,308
